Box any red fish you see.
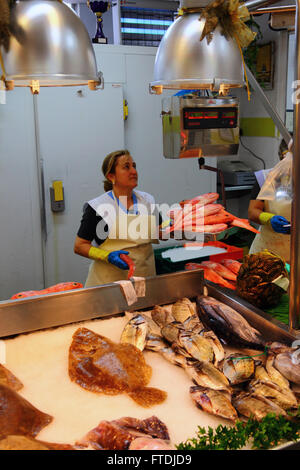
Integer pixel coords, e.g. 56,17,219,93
199,261,237,281
120,254,136,279
185,263,235,289
10,282,83,300
221,210,259,234
179,192,219,208
221,259,242,275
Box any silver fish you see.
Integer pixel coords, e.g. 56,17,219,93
223,353,255,385
196,296,266,350
145,333,187,367
179,330,214,363
201,330,225,366
124,311,161,336
184,358,230,392
274,350,300,385
248,379,298,410
183,314,204,333
120,314,148,351
151,305,175,328
190,385,238,422
265,355,291,390
232,392,287,420
172,298,195,323
161,321,183,344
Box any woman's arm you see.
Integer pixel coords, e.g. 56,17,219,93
248,199,265,224
74,236,93,259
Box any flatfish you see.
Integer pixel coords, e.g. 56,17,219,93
69,328,167,407
0,364,23,391
0,384,53,439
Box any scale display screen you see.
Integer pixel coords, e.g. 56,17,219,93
183,107,238,130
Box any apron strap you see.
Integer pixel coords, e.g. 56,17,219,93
108,190,139,215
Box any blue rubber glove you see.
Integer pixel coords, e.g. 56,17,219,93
107,250,130,270
270,215,291,234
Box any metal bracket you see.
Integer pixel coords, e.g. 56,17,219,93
30,80,40,95
88,70,104,91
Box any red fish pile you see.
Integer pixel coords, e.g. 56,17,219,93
165,192,259,235
185,258,242,290
10,282,83,300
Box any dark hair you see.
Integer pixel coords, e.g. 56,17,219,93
102,149,130,192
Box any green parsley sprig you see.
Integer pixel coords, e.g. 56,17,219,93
176,407,300,450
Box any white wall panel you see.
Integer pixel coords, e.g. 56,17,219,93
36,84,125,286
0,90,43,299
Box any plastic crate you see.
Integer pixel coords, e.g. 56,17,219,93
183,241,243,262
154,241,243,275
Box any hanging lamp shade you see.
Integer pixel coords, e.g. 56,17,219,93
150,12,244,94
2,0,100,90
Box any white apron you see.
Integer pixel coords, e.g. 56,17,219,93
249,171,291,262
85,191,158,287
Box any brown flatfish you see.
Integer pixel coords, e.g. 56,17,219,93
0,384,53,439
68,327,167,407
0,364,23,391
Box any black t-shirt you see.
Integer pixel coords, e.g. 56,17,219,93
77,203,163,246
250,180,260,200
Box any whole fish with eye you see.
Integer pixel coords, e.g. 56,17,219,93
190,385,238,422
145,334,229,391
248,379,298,410
223,353,255,385
196,296,266,350
232,391,286,420
10,282,83,299
120,314,149,351
69,327,167,407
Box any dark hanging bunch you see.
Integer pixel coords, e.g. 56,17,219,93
199,0,256,48
0,0,15,52
236,250,289,309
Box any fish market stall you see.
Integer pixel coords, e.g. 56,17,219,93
0,270,300,450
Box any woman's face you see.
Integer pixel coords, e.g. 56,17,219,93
109,154,138,190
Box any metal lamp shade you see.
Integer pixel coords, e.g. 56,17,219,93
2,0,99,87
151,12,244,92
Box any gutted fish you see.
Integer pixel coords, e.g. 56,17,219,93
69,328,167,407
274,349,300,385
0,384,53,439
120,314,149,351
196,296,266,350
223,353,255,385
190,385,238,421
151,305,175,328
77,415,170,450
129,437,175,450
232,391,287,420
248,380,298,410
184,358,230,392
178,330,214,363
172,298,195,323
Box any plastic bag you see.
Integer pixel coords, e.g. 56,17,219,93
257,151,293,202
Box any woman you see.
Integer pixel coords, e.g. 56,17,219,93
248,138,291,262
74,150,160,287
